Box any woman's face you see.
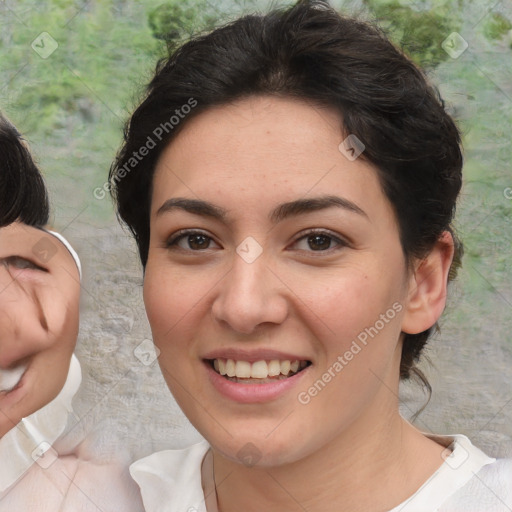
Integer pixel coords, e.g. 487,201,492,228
0,223,80,437
144,96,417,466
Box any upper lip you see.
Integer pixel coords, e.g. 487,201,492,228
202,348,311,363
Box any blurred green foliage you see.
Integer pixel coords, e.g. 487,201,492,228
148,1,218,49
1,0,470,139
363,0,462,68
1,1,161,135
0,1,172,220
482,12,512,42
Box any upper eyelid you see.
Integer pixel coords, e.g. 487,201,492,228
165,228,343,240
166,229,221,248
1,255,47,271
167,228,214,240
165,228,347,251
290,228,348,246
293,228,344,239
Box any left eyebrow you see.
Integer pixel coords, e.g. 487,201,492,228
269,195,369,223
155,194,368,224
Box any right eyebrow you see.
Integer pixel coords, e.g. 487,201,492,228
156,198,229,222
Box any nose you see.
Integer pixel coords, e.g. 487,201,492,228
211,253,288,335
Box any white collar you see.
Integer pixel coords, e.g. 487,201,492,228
388,433,496,511
0,354,82,494
45,230,82,280
130,434,496,512
130,439,210,512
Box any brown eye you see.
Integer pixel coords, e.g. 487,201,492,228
291,230,347,253
187,234,211,250
307,234,332,251
165,230,220,251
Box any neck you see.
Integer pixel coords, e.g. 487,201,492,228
212,390,445,512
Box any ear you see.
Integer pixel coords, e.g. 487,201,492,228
401,231,455,335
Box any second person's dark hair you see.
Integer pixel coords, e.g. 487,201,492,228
0,112,49,228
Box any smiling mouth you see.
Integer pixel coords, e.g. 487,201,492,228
0,365,28,393
207,358,311,384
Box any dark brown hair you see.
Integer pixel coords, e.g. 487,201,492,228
110,0,463,383
0,113,49,228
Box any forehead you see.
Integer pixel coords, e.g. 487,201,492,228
151,96,391,223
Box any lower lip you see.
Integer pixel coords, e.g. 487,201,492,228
204,361,309,403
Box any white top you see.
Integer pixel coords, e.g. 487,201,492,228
0,354,82,495
130,434,512,512
45,229,82,280
0,355,144,511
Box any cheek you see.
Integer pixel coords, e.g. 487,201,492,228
287,263,406,409
286,262,403,344
143,268,211,412
143,263,210,353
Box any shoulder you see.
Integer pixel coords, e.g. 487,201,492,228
394,433,511,512
440,457,512,511
62,456,144,512
0,454,143,512
0,456,78,511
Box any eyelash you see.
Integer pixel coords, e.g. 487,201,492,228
1,255,47,272
291,229,348,254
165,229,348,254
165,230,218,251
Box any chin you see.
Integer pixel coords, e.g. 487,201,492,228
204,425,311,469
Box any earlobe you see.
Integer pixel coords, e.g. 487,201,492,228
401,231,455,335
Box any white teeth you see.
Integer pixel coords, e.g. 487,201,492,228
268,360,281,377
251,360,268,378
235,360,251,378
226,359,236,377
212,358,308,379
0,365,27,392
